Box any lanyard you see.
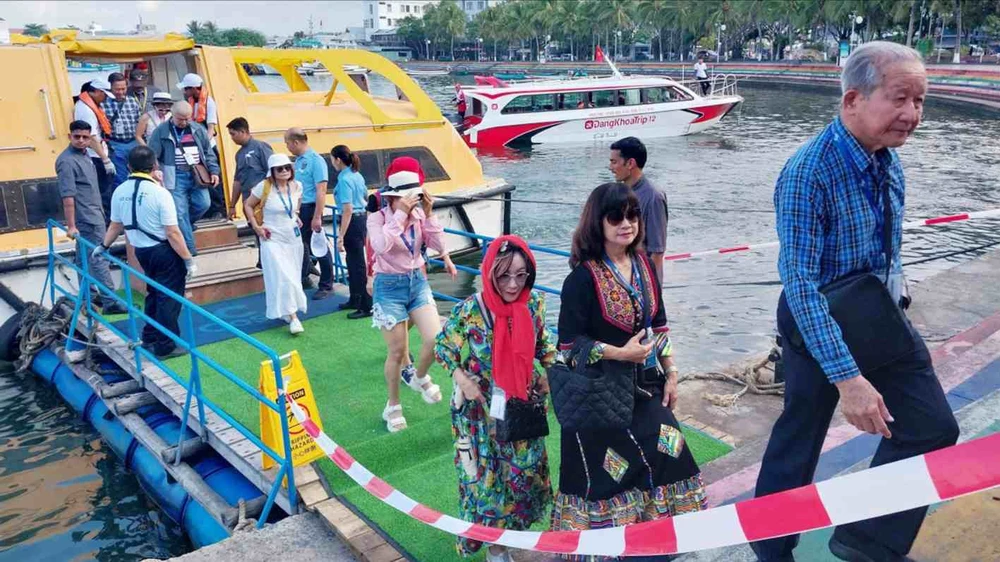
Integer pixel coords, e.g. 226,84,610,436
172,125,188,145
401,224,418,256
275,186,294,219
603,255,649,328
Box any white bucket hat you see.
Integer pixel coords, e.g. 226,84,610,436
310,229,330,258
267,153,292,169
151,92,174,105
176,73,204,89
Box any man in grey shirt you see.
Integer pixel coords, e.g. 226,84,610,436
609,136,669,278
57,120,126,314
225,117,274,219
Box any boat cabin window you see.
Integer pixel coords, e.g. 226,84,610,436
641,86,694,104
472,98,484,116
501,95,534,114
559,92,587,109
592,90,617,108
619,89,642,106
501,93,557,114
347,146,451,188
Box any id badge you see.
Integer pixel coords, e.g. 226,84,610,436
182,147,198,166
489,386,506,420
293,226,301,238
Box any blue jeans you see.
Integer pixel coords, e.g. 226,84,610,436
171,170,211,255
372,270,434,330
107,139,137,187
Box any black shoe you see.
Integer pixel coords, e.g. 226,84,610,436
829,533,911,562
338,301,357,311
348,309,372,320
155,347,188,360
312,289,331,300
101,301,128,315
302,278,316,290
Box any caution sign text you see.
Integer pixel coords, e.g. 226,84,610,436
259,350,325,471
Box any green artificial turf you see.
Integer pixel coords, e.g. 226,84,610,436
163,311,733,561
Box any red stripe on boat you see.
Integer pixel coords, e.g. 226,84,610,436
736,484,832,541
364,477,395,499
535,530,581,553
473,121,559,147
623,517,678,556
688,103,733,124
924,432,1000,500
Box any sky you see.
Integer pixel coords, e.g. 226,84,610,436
1,1,364,36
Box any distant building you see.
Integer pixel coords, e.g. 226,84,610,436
460,0,503,20
312,31,359,49
0,18,9,45
362,0,436,39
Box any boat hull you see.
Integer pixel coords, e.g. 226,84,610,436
464,96,742,147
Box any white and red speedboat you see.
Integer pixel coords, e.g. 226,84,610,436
456,69,742,148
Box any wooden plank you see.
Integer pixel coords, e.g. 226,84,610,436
298,481,328,508
363,543,404,562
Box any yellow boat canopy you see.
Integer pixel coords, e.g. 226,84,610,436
35,30,195,57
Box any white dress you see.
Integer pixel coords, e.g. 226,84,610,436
252,180,307,319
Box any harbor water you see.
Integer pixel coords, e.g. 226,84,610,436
2,70,998,560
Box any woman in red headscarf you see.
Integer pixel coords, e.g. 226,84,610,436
435,235,557,560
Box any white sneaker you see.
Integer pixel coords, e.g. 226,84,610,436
289,318,304,335
485,546,514,562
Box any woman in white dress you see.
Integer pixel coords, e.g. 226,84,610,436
243,153,308,334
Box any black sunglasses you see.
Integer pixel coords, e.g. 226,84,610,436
273,164,293,172
605,207,640,226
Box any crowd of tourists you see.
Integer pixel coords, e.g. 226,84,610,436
58,41,955,562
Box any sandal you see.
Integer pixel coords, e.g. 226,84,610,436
406,373,442,404
382,401,407,433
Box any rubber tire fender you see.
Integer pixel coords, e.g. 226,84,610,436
0,310,24,362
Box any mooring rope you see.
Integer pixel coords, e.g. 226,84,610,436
14,298,75,374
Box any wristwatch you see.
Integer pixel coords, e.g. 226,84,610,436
666,365,679,375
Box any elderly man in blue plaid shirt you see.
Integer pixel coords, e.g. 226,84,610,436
752,42,959,562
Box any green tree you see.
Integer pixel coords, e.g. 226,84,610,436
431,0,466,59
23,23,49,37
220,28,266,47
396,15,429,59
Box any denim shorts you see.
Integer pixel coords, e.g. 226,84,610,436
372,270,434,330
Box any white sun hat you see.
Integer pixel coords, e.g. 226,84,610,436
310,228,330,258
267,153,292,169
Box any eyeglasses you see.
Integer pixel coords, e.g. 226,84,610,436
605,207,640,226
274,165,293,172
496,271,529,286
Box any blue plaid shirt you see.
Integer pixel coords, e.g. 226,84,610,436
776,117,905,383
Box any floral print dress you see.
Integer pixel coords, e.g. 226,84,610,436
434,290,557,556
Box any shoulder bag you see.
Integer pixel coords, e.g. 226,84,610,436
548,337,636,432
252,180,273,226
779,169,916,375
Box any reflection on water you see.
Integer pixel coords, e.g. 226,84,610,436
0,365,188,561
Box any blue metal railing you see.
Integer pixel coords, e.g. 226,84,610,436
45,220,298,528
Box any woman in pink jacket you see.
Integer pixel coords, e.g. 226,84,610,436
368,157,455,432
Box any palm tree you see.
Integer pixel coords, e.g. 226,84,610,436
23,23,48,37
186,20,202,37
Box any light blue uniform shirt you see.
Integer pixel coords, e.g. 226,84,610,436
334,168,368,213
295,148,329,203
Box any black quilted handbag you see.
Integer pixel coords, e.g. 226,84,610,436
548,338,635,432
494,394,549,443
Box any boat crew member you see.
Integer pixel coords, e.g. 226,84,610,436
102,72,142,189
127,68,160,113
752,42,958,562
227,117,274,268
226,117,274,222
147,101,221,256
74,79,116,220
178,72,226,219
95,145,196,360
694,56,710,96
284,127,333,300
609,137,669,279
331,144,372,318
135,92,173,146
57,120,126,315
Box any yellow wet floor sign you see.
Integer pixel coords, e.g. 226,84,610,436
259,351,325,470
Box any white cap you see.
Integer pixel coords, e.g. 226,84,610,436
151,92,174,104
383,170,422,197
176,73,204,89
310,230,330,258
267,153,292,169
87,79,114,95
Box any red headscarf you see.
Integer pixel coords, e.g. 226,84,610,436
481,235,537,401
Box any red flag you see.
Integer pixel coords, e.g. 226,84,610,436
595,45,605,62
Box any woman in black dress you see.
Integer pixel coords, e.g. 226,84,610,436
552,183,707,553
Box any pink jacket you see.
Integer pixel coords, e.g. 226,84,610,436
367,207,445,275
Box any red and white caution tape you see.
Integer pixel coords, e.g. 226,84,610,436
288,398,1000,556
664,208,1000,262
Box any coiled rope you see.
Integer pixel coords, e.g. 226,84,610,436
14,298,75,374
